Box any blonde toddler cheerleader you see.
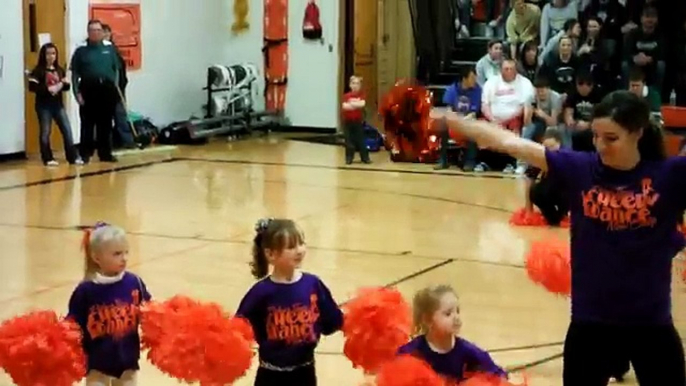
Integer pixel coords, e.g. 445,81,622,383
67,222,152,386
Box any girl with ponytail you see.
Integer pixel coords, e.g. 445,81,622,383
69,222,151,386
432,90,686,384
237,218,343,386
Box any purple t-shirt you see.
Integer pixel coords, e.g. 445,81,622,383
67,272,151,378
545,149,686,324
236,272,343,368
397,335,506,382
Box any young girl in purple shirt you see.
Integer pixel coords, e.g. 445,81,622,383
236,218,344,386
433,90,686,385
396,285,506,383
67,223,151,386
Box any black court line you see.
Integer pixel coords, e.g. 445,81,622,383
489,341,564,353
176,157,514,181
337,258,456,307
0,158,176,191
506,351,564,373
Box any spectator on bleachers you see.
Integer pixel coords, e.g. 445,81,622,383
538,35,580,94
540,19,581,63
476,40,504,86
479,58,535,173
436,66,482,171
523,76,563,143
454,0,473,38
517,41,540,80
506,0,541,59
577,16,613,92
563,72,601,150
627,67,661,112
622,5,665,92
479,0,510,38
540,0,578,47
582,0,627,44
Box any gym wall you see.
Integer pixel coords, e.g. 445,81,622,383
0,0,342,157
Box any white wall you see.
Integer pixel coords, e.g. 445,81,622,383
0,0,340,156
0,0,27,155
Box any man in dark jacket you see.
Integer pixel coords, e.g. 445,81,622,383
103,24,137,149
71,19,120,162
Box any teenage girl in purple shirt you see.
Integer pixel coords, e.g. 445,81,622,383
432,90,686,385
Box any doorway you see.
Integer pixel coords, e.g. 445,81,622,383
23,0,68,158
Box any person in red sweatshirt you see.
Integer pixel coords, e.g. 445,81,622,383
341,75,371,165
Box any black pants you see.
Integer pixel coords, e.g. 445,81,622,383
563,321,686,385
36,102,78,164
254,364,316,386
343,121,370,163
529,178,568,226
79,79,118,161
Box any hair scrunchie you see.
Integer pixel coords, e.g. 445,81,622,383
254,218,273,234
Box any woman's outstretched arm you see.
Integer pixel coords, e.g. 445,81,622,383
436,110,549,172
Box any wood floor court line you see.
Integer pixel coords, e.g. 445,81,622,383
0,221,529,270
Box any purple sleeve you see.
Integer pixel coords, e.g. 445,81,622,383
464,343,507,377
67,284,87,326
544,148,593,192
140,278,152,302
316,279,343,335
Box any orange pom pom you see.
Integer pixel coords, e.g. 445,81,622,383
525,239,571,296
0,310,86,386
376,355,444,386
459,372,527,386
342,287,412,373
141,295,255,385
509,208,548,227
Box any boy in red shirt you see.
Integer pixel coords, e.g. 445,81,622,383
341,75,371,164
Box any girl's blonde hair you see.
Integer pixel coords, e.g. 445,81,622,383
412,284,457,335
81,223,127,278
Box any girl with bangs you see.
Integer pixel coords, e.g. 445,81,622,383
236,218,344,386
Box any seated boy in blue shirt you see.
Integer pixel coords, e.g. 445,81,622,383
436,65,482,171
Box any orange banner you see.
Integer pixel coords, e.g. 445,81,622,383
89,3,142,70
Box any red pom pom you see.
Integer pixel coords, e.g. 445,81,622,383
376,355,444,386
342,287,412,373
525,239,571,296
459,372,527,386
141,295,255,385
509,208,570,228
0,310,86,386
379,80,433,162
509,208,547,227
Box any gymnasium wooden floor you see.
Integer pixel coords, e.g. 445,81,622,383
1,134,685,385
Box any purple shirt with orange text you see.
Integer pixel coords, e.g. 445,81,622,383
67,272,151,378
545,149,686,324
236,272,343,367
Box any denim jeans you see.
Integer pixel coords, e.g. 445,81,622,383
114,101,135,148
36,103,78,164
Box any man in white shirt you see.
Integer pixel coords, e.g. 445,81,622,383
479,59,535,173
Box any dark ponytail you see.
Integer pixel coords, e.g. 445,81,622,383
250,218,304,279
251,231,269,279
592,90,666,161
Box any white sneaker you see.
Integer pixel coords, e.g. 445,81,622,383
45,160,59,167
503,164,515,174
73,159,84,165
515,165,527,175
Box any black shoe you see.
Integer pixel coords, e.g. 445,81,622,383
345,160,353,165
362,159,372,164
434,163,448,170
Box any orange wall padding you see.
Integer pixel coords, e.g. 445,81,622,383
263,0,288,113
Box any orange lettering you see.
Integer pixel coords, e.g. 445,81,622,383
580,180,659,232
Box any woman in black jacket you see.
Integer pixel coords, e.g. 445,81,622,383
28,43,82,166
